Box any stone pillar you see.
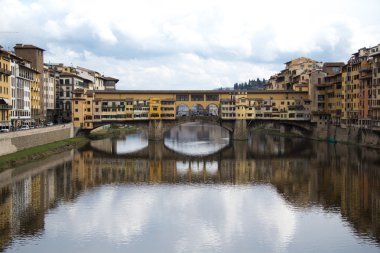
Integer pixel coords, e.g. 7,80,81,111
232,119,248,140
148,141,164,160
148,120,163,141
233,140,248,183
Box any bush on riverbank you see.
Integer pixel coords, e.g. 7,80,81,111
89,125,138,140
0,137,88,172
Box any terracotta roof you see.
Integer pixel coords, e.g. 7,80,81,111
101,76,119,83
323,62,345,67
14,44,45,51
85,89,308,95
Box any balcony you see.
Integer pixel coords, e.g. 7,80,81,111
359,65,372,73
0,104,12,110
0,68,11,76
359,72,371,80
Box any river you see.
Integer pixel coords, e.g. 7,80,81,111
0,122,379,253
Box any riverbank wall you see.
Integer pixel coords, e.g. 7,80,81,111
310,123,380,147
0,124,74,156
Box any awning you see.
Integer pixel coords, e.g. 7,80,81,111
0,98,12,106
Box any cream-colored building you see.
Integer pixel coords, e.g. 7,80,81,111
0,49,12,129
10,56,38,127
267,57,322,92
43,66,56,122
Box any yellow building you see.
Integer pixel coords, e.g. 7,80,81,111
30,71,41,125
234,91,248,120
342,59,361,126
149,98,161,119
161,98,175,120
0,49,12,129
369,47,380,126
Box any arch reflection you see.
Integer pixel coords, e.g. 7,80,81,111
164,122,230,156
0,135,380,251
90,132,149,155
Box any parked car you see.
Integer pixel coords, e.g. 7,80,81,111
0,128,9,132
20,125,30,130
46,122,54,126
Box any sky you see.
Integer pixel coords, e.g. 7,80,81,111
0,0,379,90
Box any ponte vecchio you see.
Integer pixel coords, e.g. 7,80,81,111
72,89,312,140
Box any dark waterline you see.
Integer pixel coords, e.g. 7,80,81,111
0,122,379,253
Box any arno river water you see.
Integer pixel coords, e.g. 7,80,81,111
1,123,380,253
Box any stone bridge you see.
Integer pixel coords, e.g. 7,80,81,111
83,116,245,140
76,116,314,141
88,135,314,160
71,89,314,140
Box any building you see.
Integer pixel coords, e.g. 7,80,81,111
43,66,57,123
75,66,118,90
368,44,380,127
57,72,86,122
10,53,39,128
0,48,12,129
267,57,322,91
102,76,119,90
14,44,45,125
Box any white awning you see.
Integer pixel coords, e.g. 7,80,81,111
0,98,11,106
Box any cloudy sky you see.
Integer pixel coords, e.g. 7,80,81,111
0,0,379,90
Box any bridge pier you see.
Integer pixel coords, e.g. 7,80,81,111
148,120,164,141
232,119,248,140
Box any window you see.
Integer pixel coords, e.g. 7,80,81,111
191,94,204,101
176,94,189,101
206,94,219,101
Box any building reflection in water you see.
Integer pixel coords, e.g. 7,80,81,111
0,129,380,251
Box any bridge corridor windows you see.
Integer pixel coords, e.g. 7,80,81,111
176,94,189,101
206,94,219,101
191,94,204,101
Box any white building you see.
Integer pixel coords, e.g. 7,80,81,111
10,54,35,127
43,66,56,122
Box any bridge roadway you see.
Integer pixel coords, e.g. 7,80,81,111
79,116,315,141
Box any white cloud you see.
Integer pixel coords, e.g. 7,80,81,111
0,0,379,89
44,45,278,89
45,185,296,252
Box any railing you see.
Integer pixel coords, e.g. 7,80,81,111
0,104,12,110
0,68,11,75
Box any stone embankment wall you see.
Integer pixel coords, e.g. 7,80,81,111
0,124,74,156
253,121,380,148
311,123,380,147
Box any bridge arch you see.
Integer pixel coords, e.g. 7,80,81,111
176,104,190,117
206,104,219,116
248,120,313,136
190,104,204,116
163,116,234,134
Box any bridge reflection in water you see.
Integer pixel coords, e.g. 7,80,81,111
0,128,380,251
